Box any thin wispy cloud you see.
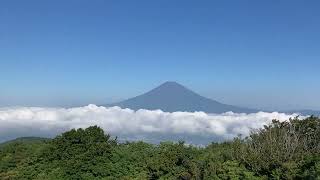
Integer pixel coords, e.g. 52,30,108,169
0,105,303,144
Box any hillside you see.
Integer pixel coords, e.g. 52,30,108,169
0,137,49,148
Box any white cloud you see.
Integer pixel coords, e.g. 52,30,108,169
0,104,304,144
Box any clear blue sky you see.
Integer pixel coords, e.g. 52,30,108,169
1,0,320,110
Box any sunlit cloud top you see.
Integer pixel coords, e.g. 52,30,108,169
0,104,304,144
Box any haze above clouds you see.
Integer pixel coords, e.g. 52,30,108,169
0,105,303,144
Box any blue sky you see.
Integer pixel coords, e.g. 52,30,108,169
1,0,320,110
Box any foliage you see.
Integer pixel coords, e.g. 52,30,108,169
1,116,320,179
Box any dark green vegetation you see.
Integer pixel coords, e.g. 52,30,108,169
1,116,320,179
0,137,49,148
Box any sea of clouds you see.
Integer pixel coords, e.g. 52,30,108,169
0,104,304,144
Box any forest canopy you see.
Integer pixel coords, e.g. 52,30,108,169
1,116,320,179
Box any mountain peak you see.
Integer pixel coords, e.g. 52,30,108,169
155,81,188,90
162,81,180,85
158,81,184,88
148,81,196,97
107,82,257,113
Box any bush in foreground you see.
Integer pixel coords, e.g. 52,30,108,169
0,116,319,179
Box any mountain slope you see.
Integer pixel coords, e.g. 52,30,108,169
0,137,49,148
285,109,320,116
106,81,257,113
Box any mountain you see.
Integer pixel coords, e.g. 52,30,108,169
285,109,320,116
0,137,49,148
105,81,258,113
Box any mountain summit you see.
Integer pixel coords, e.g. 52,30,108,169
107,81,257,113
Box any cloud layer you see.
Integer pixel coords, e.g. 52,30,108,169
0,105,303,144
